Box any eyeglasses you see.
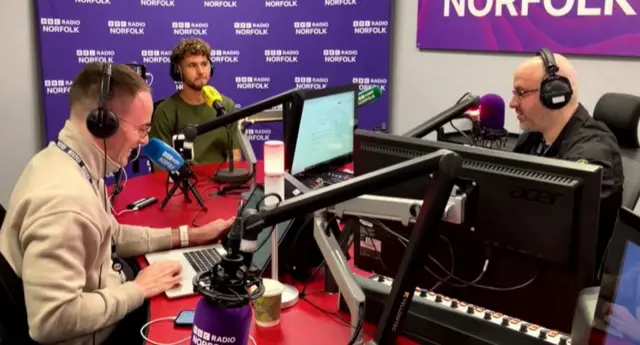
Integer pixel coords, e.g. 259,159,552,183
118,117,151,138
512,87,539,100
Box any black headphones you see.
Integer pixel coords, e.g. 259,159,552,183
537,48,573,110
169,53,215,82
86,63,119,139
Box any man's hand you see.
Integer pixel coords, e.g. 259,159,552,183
134,261,182,298
189,217,235,246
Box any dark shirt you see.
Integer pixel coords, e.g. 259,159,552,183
513,103,624,269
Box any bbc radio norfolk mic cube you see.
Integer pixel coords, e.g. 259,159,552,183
416,0,640,56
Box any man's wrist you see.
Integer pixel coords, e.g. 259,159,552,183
171,226,191,248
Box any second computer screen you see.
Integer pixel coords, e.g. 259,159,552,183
291,90,355,175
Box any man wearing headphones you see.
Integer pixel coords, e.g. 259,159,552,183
510,49,624,271
150,38,240,165
0,63,234,344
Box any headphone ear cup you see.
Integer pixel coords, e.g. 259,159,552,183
86,109,119,139
540,76,573,110
169,62,181,82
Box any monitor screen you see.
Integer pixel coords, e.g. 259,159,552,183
602,240,640,344
291,90,355,175
591,207,640,345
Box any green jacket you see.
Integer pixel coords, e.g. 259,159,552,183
150,92,239,166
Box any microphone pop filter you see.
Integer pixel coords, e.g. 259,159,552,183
479,94,505,130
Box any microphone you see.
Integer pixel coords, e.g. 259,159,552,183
142,138,185,172
479,94,505,129
475,94,508,149
403,94,481,139
141,138,206,209
357,86,383,108
202,85,226,115
202,85,251,184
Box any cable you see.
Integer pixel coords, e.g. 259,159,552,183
360,217,455,289
346,303,364,345
369,217,536,291
255,192,283,212
139,317,257,345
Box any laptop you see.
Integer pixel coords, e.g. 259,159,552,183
571,206,640,344
145,184,296,298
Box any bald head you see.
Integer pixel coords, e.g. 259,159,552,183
510,52,581,143
515,52,578,102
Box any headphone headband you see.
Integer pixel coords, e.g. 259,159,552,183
98,63,112,109
537,49,559,76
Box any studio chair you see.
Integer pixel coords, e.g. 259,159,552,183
0,253,39,345
593,93,640,210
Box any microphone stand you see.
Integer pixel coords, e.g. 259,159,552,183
224,149,462,344
160,164,206,210
212,109,251,185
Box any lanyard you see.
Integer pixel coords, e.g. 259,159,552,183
56,140,93,185
55,140,124,274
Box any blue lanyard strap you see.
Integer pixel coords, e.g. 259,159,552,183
56,140,93,184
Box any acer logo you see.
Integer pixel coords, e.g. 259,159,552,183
509,187,562,206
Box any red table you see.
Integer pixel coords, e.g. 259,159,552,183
113,161,417,345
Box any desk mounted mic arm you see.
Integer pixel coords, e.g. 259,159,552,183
228,149,462,345
182,88,302,140
403,95,480,139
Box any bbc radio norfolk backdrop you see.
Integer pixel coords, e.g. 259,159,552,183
35,0,392,177
416,0,640,56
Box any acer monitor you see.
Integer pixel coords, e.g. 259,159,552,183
353,129,602,331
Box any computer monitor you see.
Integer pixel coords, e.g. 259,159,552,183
288,84,357,176
583,206,640,345
353,129,602,331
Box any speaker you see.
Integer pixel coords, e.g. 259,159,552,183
537,48,573,110
86,63,119,139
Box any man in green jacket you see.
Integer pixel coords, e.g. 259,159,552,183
150,38,240,165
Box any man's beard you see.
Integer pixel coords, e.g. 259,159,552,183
184,78,208,91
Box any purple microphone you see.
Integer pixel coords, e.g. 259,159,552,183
476,94,508,149
190,226,265,345
478,94,505,130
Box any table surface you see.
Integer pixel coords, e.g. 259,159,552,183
113,161,417,345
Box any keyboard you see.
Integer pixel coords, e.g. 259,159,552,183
183,248,223,273
340,274,572,345
299,170,353,189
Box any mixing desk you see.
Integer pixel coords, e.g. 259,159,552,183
342,274,572,345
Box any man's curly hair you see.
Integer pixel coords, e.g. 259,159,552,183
170,38,211,65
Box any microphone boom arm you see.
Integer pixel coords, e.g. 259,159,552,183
183,88,302,139
403,95,480,139
238,149,462,344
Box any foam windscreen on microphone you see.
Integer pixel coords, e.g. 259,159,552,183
479,94,506,129
141,138,185,172
202,85,224,110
